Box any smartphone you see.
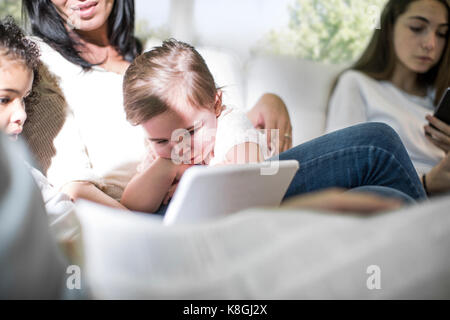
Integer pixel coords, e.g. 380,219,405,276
433,87,450,125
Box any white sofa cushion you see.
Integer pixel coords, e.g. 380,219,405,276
198,47,246,111
245,55,344,145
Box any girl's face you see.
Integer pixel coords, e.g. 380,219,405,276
0,57,33,141
50,0,115,32
0,57,33,140
142,96,223,165
393,0,449,74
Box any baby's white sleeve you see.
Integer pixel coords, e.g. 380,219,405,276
211,108,264,165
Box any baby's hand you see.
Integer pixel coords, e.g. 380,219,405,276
163,182,179,205
163,164,194,204
174,163,195,181
137,147,159,173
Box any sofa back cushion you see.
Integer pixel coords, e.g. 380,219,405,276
198,47,246,111
246,55,344,145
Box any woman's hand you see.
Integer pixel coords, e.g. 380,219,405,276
424,153,450,195
247,93,293,155
424,115,450,153
282,189,402,214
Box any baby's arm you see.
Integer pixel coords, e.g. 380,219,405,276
121,157,179,213
224,142,264,164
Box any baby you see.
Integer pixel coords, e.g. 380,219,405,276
0,17,77,240
121,39,271,213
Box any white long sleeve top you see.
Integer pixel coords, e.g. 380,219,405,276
31,38,147,200
326,70,445,176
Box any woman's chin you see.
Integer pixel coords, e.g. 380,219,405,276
73,18,107,32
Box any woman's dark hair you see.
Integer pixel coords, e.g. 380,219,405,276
0,16,41,104
332,0,450,106
22,0,143,70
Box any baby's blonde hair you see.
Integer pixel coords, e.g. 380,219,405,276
123,39,217,125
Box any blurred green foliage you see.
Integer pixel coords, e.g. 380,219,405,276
0,0,22,23
256,0,388,64
2,0,391,64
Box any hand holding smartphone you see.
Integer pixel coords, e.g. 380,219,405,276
425,88,450,153
432,88,450,126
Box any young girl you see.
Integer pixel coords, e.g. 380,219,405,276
121,39,270,213
0,17,78,239
326,0,450,196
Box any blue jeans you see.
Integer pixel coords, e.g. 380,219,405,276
155,122,426,216
276,122,426,201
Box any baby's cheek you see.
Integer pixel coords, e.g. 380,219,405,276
200,129,216,147
160,149,174,160
152,144,171,159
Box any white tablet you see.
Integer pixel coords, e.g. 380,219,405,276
163,160,299,226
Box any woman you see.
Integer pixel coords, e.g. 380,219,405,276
327,0,450,196
22,0,425,209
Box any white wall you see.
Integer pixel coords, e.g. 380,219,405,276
135,0,293,59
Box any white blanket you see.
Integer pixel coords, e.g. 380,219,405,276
75,196,450,299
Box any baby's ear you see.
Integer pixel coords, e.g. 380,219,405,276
214,90,223,118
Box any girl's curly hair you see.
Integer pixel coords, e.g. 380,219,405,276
0,16,41,105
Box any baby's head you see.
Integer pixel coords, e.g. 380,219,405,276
0,17,40,140
124,39,223,164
